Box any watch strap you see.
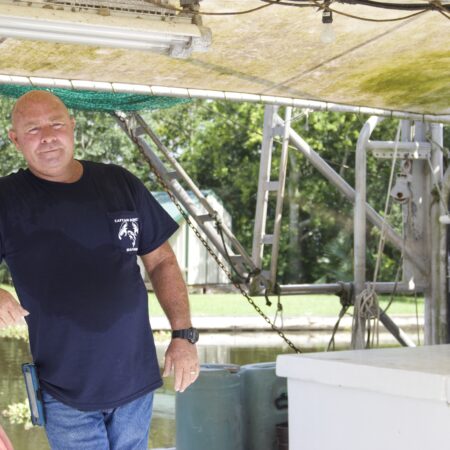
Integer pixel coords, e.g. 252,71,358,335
171,327,199,344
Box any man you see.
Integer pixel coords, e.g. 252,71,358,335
0,90,199,449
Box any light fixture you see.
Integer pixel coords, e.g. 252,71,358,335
321,9,336,44
0,0,211,58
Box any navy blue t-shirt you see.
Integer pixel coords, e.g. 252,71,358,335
0,161,178,410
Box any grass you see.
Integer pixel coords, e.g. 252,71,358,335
1,284,424,319
149,293,424,317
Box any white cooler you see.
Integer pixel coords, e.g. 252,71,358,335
276,344,450,450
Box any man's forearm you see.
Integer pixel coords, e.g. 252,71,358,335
140,242,192,330
141,242,199,392
150,257,192,330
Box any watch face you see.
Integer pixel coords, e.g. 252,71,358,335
187,328,199,344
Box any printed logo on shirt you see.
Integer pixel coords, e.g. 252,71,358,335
115,217,139,252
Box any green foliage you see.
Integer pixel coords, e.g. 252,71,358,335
2,400,32,430
0,325,29,342
146,100,264,251
0,97,27,175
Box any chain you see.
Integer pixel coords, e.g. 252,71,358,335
113,111,302,354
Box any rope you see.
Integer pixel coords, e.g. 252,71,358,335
273,293,285,328
327,281,353,350
414,290,421,345
328,304,350,351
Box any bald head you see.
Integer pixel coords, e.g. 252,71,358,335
11,90,70,131
8,89,79,182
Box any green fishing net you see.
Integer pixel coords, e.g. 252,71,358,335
0,84,190,111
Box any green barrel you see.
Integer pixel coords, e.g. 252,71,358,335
240,362,288,450
176,364,243,450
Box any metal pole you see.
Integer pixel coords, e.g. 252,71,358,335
278,282,426,295
410,121,433,345
2,74,450,124
252,105,278,269
355,117,380,294
378,310,416,347
270,107,291,284
441,166,450,344
276,115,427,277
352,116,380,349
430,122,446,343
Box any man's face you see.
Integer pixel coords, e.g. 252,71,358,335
8,92,76,179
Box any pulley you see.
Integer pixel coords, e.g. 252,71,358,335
390,173,412,204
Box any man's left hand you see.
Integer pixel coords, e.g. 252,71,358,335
162,339,199,393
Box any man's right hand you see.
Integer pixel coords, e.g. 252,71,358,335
0,288,28,328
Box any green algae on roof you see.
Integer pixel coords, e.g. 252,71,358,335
356,51,450,113
0,41,122,73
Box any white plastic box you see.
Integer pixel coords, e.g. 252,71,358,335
277,344,450,450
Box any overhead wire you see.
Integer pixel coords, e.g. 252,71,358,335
144,0,449,21
262,0,450,11
306,0,433,22
329,8,429,22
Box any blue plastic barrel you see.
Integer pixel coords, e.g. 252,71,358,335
240,362,288,450
176,363,243,450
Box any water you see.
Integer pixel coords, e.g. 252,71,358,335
0,331,400,449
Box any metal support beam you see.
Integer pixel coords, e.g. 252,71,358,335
368,140,431,159
405,121,433,345
352,116,381,349
278,282,426,295
270,107,291,284
441,165,450,344
429,122,446,344
275,115,427,277
2,74,450,124
378,309,416,347
252,105,278,272
277,282,417,347
252,105,292,290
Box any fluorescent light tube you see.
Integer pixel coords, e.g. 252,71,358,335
0,14,209,57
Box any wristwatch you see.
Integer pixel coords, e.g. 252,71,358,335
171,327,199,344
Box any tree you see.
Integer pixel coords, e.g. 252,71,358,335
0,95,446,286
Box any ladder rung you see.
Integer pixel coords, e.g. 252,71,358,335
166,171,179,180
262,234,274,245
196,214,215,223
261,270,271,280
133,126,146,137
266,181,280,191
229,255,244,264
273,124,285,138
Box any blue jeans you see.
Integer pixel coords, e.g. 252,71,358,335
42,390,154,450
